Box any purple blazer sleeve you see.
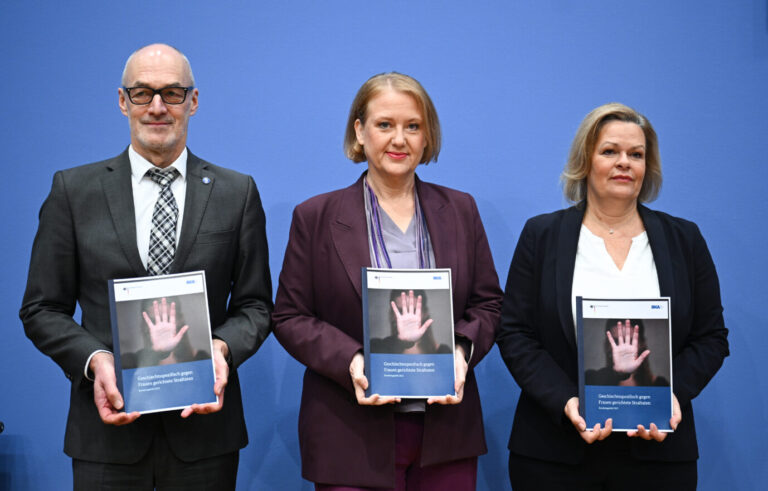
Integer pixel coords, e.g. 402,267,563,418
272,203,362,393
450,192,503,368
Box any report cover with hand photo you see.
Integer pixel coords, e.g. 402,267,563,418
108,271,217,414
362,268,455,398
577,297,673,432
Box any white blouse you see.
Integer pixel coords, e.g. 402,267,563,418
571,225,661,331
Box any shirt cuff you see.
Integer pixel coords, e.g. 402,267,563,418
84,350,113,381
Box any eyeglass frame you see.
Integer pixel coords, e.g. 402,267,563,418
122,85,196,105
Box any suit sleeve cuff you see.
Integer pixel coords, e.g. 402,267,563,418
455,335,473,363
212,335,234,368
84,350,113,381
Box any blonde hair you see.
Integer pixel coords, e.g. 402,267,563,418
343,72,441,164
562,102,662,203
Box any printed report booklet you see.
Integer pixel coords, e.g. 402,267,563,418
362,268,456,398
577,297,673,432
108,271,217,414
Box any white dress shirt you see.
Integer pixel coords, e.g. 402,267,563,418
571,224,661,331
129,145,188,269
84,145,189,379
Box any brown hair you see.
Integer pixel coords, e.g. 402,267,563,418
343,72,441,164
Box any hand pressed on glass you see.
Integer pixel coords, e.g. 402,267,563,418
607,320,650,374
391,290,433,343
142,297,189,353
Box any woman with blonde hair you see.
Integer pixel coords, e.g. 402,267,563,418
497,103,728,490
273,72,502,490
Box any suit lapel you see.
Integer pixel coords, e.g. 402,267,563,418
101,151,146,276
556,204,584,349
172,152,213,273
330,175,370,299
331,174,456,298
639,205,674,299
416,177,457,287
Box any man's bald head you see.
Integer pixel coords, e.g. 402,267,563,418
121,43,195,87
118,43,199,167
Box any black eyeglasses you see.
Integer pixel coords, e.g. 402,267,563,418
123,86,195,105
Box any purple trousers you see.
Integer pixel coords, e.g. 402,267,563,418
316,412,477,491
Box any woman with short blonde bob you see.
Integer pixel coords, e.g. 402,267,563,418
273,72,502,490
497,103,728,490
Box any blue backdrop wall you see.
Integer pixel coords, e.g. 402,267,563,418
1,1,766,489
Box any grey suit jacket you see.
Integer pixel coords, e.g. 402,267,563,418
20,149,273,463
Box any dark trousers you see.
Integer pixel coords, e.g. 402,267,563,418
73,426,238,491
509,436,696,491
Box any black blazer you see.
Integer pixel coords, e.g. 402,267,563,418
20,149,273,464
496,204,728,464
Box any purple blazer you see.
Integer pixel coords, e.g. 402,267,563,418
273,174,502,487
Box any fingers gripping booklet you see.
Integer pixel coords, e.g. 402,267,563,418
362,268,456,398
577,297,673,432
108,271,218,414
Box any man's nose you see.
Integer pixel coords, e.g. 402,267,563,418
147,93,168,114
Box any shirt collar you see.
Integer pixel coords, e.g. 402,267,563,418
128,145,188,182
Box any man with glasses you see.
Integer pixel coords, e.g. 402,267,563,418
20,43,272,490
